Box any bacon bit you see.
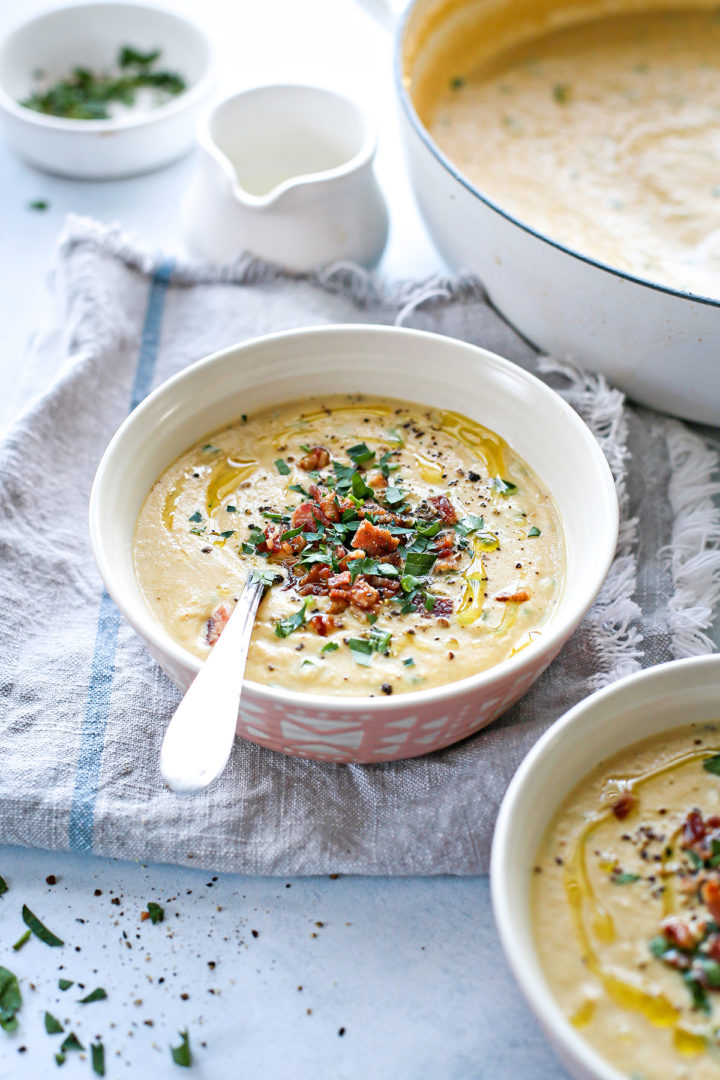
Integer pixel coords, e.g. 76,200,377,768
337,548,365,571
297,565,332,595
661,914,709,951
429,494,457,525
496,588,532,603
291,503,319,531
328,596,349,614
433,533,455,555
258,523,305,559
309,614,335,637
683,809,707,849
298,446,330,471
611,793,637,821
411,594,453,618
140,910,151,922
701,877,720,925
367,471,387,490
206,602,231,646
328,571,352,591
351,520,399,556
348,578,380,610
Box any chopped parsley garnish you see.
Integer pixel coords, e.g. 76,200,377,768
91,1040,106,1076
202,444,219,453
171,1029,192,1067
450,76,465,90
348,639,374,666
274,602,307,638
28,199,49,211
60,1032,84,1053
78,987,107,1003
21,47,187,120
424,594,437,613
274,458,291,476
226,505,237,513
0,967,21,1033
351,472,373,500
45,1011,64,1034
189,511,202,523
249,568,276,588
217,530,235,539
416,520,441,538
611,871,640,885
12,930,31,951
553,83,571,103
289,483,309,496
704,753,720,776
492,477,518,496
279,526,304,542
22,903,64,946
321,642,339,653
144,902,165,925
384,487,405,506
527,526,541,538
58,979,73,991
404,551,437,578
346,442,375,466
0,875,6,896
456,514,484,536
403,657,415,667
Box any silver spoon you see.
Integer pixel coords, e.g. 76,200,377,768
159,575,268,793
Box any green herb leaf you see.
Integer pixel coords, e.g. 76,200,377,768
424,593,437,613
91,1040,105,1076
22,904,64,947
188,511,202,523
456,514,484,536
225,505,237,513
274,458,291,476
274,602,307,638
552,82,571,104
119,46,161,68
404,552,437,579
403,657,415,667
146,902,164,925
348,639,374,666
351,471,374,500
27,199,49,211
289,483,309,496
649,934,669,959
55,1052,66,1065
704,753,720,776
0,967,21,1033
279,526,304,542
321,642,339,654
45,1011,64,1034
60,1032,84,1053
171,1029,192,1067
346,443,375,466
492,477,518,496
696,958,720,988
0,875,6,896
369,627,392,654
78,987,107,1003
384,487,405,506
527,526,541,538
684,974,711,1014
249,568,276,589
416,521,441,538
201,444,219,454
450,75,465,90
12,930,31,951
58,979,73,991
611,872,640,885
216,530,235,539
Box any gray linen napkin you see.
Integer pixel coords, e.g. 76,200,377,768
0,215,718,875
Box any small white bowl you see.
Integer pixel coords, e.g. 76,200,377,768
0,1,216,179
89,324,618,763
491,654,720,1080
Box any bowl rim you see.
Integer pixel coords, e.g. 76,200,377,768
89,322,619,713
490,653,720,1080
0,0,216,133
395,0,720,311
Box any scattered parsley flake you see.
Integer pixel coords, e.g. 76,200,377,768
55,1052,66,1065
171,1029,192,1067
202,444,219,453
348,639,374,666
144,902,164,925
456,514,484,536
289,483,309,496
249,568,276,588
91,1041,105,1076
346,442,375,466
12,930,31,952
58,979,73,991
28,199,49,211
217,530,235,539
78,987,107,1003
704,753,720,776
226,505,237,513
611,871,640,885
60,1032,84,1053
321,642,339,654
492,477,518,496
45,1011,64,1034
553,83,571,103
404,551,437,578
403,657,415,667
0,967,21,1033
22,904,64,947
527,526,541,538
0,875,6,896
274,458,291,476
274,602,307,638
188,511,202,523
450,76,465,90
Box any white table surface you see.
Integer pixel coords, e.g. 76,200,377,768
0,1,570,1077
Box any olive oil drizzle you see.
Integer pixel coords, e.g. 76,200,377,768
438,411,507,476
564,746,720,1047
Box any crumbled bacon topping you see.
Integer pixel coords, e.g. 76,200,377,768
611,793,637,820
257,523,306,559
429,494,457,524
309,614,336,637
206,602,232,646
496,588,532,603
351,520,399,557
298,445,330,471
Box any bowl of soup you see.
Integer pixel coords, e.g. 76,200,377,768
89,323,617,762
397,0,720,424
492,654,720,1080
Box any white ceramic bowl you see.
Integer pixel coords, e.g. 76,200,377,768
491,654,720,1080
0,1,216,178
89,324,618,763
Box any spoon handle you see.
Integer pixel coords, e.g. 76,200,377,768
159,577,267,793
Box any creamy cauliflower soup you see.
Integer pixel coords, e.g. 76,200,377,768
421,5,720,297
134,395,565,697
533,723,720,1078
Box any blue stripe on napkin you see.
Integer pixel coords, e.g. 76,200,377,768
68,258,175,853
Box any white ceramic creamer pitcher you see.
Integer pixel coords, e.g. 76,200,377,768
183,84,389,270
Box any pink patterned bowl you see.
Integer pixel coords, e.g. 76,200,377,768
89,324,618,762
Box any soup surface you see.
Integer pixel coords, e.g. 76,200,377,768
134,395,564,696
533,722,720,1078
426,8,720,297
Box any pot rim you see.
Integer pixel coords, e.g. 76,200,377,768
394,1,720,311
